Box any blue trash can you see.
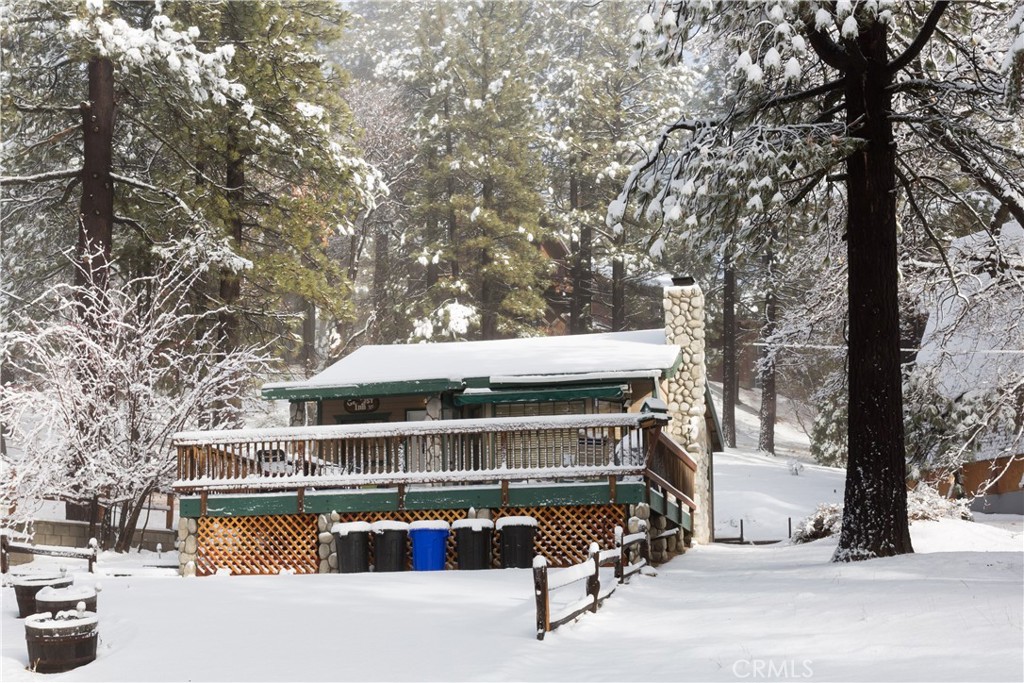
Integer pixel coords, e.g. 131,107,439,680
408,520,450,571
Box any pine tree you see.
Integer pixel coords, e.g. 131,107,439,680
376,1,550,340
621,1,1022,560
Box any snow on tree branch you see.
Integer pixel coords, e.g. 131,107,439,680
0,252,270,544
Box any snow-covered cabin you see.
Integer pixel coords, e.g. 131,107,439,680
172,280,722,576
915,218,1024,514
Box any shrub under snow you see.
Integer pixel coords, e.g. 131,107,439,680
906,484,974,522
793,485,973,543
791,504,843,543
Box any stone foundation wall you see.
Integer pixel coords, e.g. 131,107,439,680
177,517,198,577
316,513,341,574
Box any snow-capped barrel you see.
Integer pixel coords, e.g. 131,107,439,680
496,516,538,568
24,610,98,673
35,585,98,615
12,575,74,619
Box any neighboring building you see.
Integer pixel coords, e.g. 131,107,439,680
915,219,1024,514
172,281,722,575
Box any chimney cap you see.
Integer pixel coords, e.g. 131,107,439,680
671,275,695,287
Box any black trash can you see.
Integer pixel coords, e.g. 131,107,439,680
370,521,409,572
452,518,494,570
496,516,537,569
332,522,371,573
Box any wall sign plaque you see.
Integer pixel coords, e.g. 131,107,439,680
344,398,380,414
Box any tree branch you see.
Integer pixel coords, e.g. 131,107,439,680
0,168,81,186
888,1,950,74
802,13,852,71
894,164,960,293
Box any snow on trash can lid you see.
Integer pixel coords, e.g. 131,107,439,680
370,520,410,533
495,516,538,530
451,518,495,531
408,520,451,531
331,521,372,536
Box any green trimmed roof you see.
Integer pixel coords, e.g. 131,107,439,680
262,330,679,402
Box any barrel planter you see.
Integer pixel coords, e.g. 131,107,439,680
25,611,98,673
13,576,74,618
36,585,98,615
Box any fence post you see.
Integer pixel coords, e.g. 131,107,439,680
614,526,624,583
1,534,9,574
586,543,600,613
640,532,651,567
533,555,549,641
87,538,98,574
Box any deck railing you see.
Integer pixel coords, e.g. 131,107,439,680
172,412,695,502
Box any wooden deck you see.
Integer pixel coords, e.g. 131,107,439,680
173,413,694,507
172,412,698,574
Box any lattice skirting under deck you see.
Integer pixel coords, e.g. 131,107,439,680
194,504,628,576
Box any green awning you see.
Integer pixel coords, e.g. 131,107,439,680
453,384,625,406
262,379,463,402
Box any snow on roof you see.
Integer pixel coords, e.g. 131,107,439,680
917,219,1024,401
263,329,677,394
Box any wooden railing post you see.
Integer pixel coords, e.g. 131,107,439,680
533,556,549,641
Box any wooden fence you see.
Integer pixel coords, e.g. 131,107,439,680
1,535,97,574
533,525,650,640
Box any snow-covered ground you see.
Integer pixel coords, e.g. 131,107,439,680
4,449,1021,682
2,516,1020,682
3,394,1021,681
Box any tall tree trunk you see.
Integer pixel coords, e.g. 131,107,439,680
835,20,913,561
611,255,625,331
758,241,777,454
301,298,316,372
480,271,498,339
569,172,592,334
722,258,737,448
444,97,459,280
218,124,244,355
371,224,389,342
77,56,115,291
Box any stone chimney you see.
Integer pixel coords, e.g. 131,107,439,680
662,277,712,544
